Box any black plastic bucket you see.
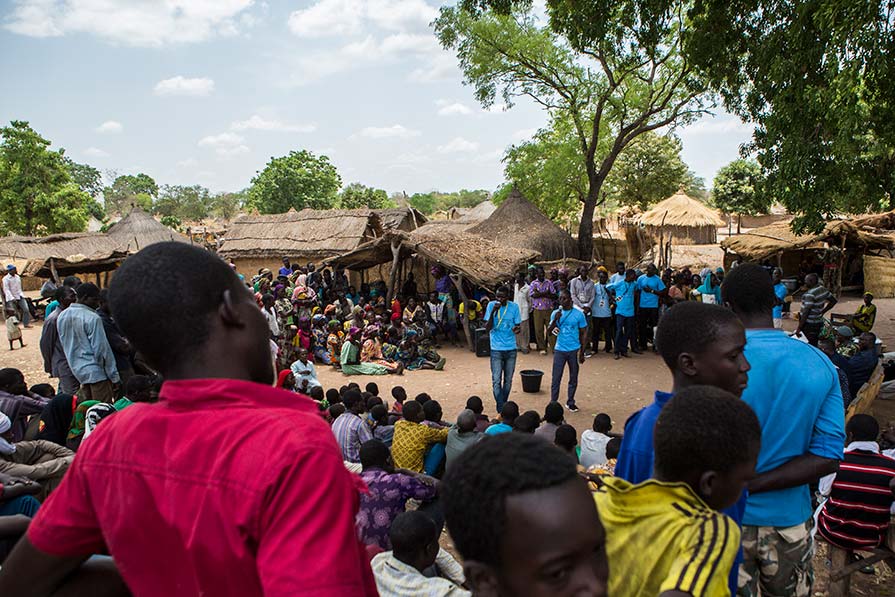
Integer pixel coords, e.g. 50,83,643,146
520,369,544,393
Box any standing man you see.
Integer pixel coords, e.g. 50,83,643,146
56,283,119,404
635,264,665,352
771,268,788,329
722,264,844,597
529,267,557,355
592,270,613,354
39,287,79,395
279,257,293,278
609,262,626,285
484,286,521,412
607,269,639,359
2,266,30,329
569,266,595,357
97,289,134,393
513,272,531,354
796,273,837,346
547,290,588,413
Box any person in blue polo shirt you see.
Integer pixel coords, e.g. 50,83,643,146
547,290,588,413
722,264,844,597
635,263,666,352
607,269,638,359
483,285,521,412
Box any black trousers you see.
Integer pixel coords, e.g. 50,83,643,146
592,316,613,352
637,307,659,350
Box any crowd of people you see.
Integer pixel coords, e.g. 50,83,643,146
0,242,893,597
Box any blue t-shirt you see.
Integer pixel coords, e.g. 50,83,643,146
606,280,637,317
616,390,746,596
741,329,845,527
636,274,666,308
592,283,612,318
484,301,522,352
485,422,512,435
772,282,787,319
550,307,588,352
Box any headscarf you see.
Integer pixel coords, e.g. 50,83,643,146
363,324,380,340
348,326,361,339
292,274,317,302
83,403,116,439
37,393,76,447
0,413,15,455
276,370,293,389
390,312,401,322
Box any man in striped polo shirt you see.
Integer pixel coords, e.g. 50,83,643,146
817,414,895,550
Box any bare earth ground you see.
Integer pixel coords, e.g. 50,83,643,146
2,293,894,592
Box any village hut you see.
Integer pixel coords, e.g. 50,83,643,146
639,191,725,245
217,208,383,275
457,200,497,223
468,189,578,260
105,207,190,251
374,207,427,232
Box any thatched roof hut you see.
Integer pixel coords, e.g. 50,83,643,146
468,189,578,260
218,208,383,264
374,207,427,232
106,208,190,251
639,191,725,245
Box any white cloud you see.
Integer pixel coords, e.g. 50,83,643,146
4,0,256,47
438,137,479,154
154,76,215,97
198,132,249,157
357,125,421,139
683,114,753,136
231,115,316,133
95,120,123,134
409,52,459,84
511,128,539,142
84,147,109,158
436,100,472,116
177,157,198,168
288,0,436,38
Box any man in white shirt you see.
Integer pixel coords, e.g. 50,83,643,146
2,265,30,328
569,266,595,357
513,272,531,354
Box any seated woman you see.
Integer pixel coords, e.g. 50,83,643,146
402,297,425,327
341,328,392,376
326,320,345,369
852,292,877,333
396,331,446,371
360,326,403,375
291,347,323,391
310,314,331,365
0,414,73,499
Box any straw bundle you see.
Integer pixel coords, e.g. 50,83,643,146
863,255,895,298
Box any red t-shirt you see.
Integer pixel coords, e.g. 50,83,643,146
28,378,378,597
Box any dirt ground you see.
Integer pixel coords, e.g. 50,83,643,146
3,292,894,591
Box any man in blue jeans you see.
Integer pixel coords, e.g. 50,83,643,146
607,269,639,359
548,290,588,413
484,285,521,412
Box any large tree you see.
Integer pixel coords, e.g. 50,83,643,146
339,183,394,210
435,0,710,258
407,189,492,215
64,158,105,220
604,132,691,210
0,121,91,235
153,184,213,221
711,159,769,232
210,191,245,220
103,172,158,214
247,150,340,214
687,0,895,232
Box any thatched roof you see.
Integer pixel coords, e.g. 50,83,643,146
218,208,383,261
721,214,895,260
468,189,578,260
639,191,725,228
457,200,497,223
374,207,427,232
106,208,190,251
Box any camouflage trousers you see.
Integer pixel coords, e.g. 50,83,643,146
737,521,814,597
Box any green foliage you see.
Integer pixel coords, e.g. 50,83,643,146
159,215,182,230
711,159,769,218
210,191,245,220
687,0,895,232
153,184,213,221
104,172,158,215
339,183,395,210
0,120,91,235
64,158,103,197
407,189,491,215
434,0,710,258
247,150,341,214
604,133,691,210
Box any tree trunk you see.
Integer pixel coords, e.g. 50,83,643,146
450,274,474,352
737,215,742,234
385,240,402,304
577,188,600,261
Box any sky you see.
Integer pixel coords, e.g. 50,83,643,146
0,0,755,196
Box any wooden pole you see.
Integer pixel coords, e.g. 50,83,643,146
49,258,61,285
450,274,474,352
385,240,401,305
827,547,850,597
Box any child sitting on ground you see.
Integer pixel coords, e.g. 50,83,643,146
554,423,579,461
390,386,406,415
579,413,615,469
594,386,761,597
5,309,24,350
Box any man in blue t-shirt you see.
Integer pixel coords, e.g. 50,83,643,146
635,264,666,352
547,290,588,412
484,285,522,412
722,264,844,597
606,269,639,359
771,267,788,329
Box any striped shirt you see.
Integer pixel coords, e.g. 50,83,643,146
817,444,895,550
331,412,373,463
800,285,834,324
594,477,739,597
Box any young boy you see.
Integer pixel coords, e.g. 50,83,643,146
442,433,608,596
594,385,761,597
5,309,24,350
579,413,614,469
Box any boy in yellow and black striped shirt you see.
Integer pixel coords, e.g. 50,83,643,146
593,386,761,597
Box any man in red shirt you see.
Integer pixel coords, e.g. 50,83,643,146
0,242,378,597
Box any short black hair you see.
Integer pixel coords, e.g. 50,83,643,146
329,403,346,419
62,275,81,287
0,368,23,390
370,404,389,424
325,388,341,404
339,385,350,396
360,439,390,469
442,433,578,566
29,383,55,398
342,390,363,411
846,414,879,442
500,401,519,423
54,286,75,301
655,302,742,370
720,263,776,316
365,382,379,396
654,385,761,480
109,243,245,373
414,392,431,405
348,382,360,390
76,282,100,300
543,402,563,424
593,413,612,433
465,395,483,415
423,399,442,422
390,511,438,562
391,386,407,401
403,400,422,421
513,411,539,434
125,375,152,397
366,396,383,411
606,437,621,459
308,386,324,400
554,424,578,451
